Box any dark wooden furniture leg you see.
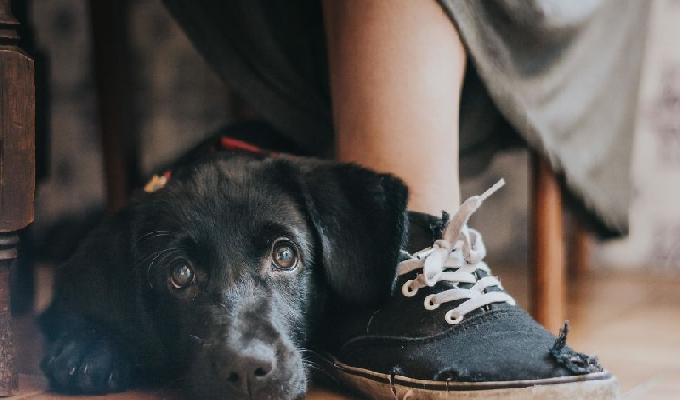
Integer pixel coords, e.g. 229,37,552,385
530,153,566,334
0,0,36,394
89,0,139,212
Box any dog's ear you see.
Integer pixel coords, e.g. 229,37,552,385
296,160,408,305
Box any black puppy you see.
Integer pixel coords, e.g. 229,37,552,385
40,153,408,399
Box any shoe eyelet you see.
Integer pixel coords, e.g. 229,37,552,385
401,280,418,297
424,294,440,310
445,310,464,325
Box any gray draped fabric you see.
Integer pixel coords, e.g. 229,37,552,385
440,0,651,233
163,0,651,234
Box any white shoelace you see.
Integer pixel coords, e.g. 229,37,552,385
397,179,516,325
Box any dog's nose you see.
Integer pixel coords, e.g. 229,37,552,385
216,343,277,392
231,352,274,382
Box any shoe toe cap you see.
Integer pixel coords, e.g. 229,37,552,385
337,307,601,382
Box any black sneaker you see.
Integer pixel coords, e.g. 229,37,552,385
313,180,618,399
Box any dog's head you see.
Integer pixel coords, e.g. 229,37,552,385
116,154,407,399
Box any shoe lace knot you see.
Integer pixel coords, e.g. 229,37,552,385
397,179,516,325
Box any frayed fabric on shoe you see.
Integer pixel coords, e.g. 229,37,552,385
550,322,603,375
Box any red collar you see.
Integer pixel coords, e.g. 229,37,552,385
219,136,268,154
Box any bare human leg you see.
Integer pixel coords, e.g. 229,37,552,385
322,0,466,214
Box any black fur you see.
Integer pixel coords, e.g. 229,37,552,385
40,153,408,399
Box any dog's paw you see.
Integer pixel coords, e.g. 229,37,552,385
41,333,131,394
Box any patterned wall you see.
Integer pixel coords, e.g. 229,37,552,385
32,0,103,224
596,0,680,270
32,0,233,228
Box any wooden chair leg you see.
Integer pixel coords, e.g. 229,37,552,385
530,153,566,334
569,218,590,277
10,229,34,315
0,0,36,394
89,0,139,212
0,235,19,395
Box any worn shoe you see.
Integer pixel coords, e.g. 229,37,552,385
313,180,618,399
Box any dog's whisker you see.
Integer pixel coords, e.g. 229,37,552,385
140,247,181,283
135,247,174,267
142,246,178,262
299,349,325,372
138,230,173,240
301,356,321,367
302,361,328,380
302,360,322,370
299,348,321,359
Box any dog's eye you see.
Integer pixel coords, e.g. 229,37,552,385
271,240,299,271
169,261,195,289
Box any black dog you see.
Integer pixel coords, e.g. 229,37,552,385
40,152,408,399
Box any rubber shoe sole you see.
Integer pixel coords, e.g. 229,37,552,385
313,353,620,400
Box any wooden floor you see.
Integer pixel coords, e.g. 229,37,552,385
10,267,680,399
